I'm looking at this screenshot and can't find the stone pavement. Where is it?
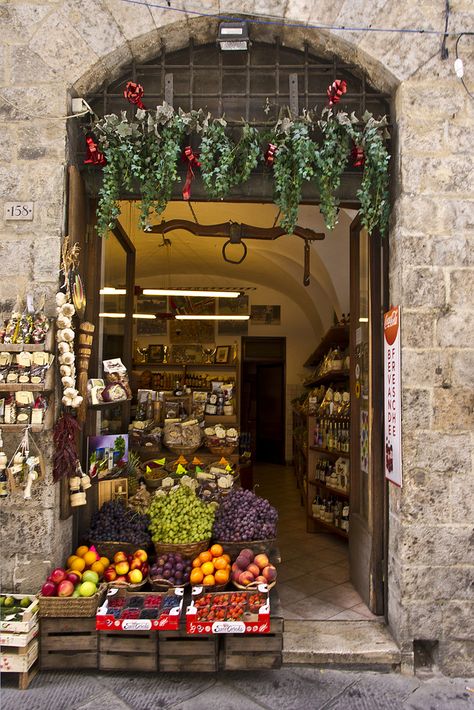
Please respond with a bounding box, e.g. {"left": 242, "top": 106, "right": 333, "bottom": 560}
{"left": 2, "top": 668, "right": 474, "bottom": 710}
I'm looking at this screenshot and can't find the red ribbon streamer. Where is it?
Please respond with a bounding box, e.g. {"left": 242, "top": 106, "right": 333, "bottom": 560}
{"left": 84, "top": 136, "right": 106, "bottom": 166}
{"left": 327, "top": 79, "right": 347, "bottom": 106}
{"left": 124, "top": 81, "right": 146, "bottom": 109}
{"left": 351, "top": 144, "right": 365, "bottom": 167}
{"left": 265, "top": 143, "right": 277, "bottom": 167}
{"left": 182, "top": 146, "right": 201, "bottom": 201}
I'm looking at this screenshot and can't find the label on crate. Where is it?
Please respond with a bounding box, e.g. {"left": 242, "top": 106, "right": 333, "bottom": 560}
{"left": 121, "top": 619, "right": 152, "bottom": 631}
{"left": 212, "top": 621, "right": 245, "bottom": 634}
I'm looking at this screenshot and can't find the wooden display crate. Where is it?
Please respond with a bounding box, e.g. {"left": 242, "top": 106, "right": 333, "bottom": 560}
{"left": 159, "top": 626, "right": 219, "bottom": 672}
{"left": 1, "top": 639, "right": 39, "bottom": 672}
{"left": 99, "top": 630, "right": 157, "bottom": 672}
{"left": 40, "top": 617, "right": 98, "bottom": 670}
{"left": 221, "top": 617, "right": 283, "bottom": 670}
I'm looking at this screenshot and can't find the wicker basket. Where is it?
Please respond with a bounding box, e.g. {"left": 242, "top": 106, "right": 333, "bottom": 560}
{"left": 39, "top": 583, "right": 107, "bottom": 618}
{"left": 206, "top": 443, "right": 238, "bottom": 457}
{"left": 90, "top": 540, "right": 149, "bottom": 559}
{"left": 213, "top": 538, "right": 277, "bottom": 560}
{"left": 232, "top": 579, "right": 276, "bottom": 591}
{"left": 154, "top": 539, "right": 210, "bottom": 559}
{"left": 107, "top": 578, "right": 148, "bottom": 591}
{"left": 149, "top": 577, "right": 188, "bottom": 592}
{"left": 165, "top": 444, "right": 201, "bottom": 458}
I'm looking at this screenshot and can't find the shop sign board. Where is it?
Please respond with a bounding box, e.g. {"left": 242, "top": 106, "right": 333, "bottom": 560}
{"left": 384, "top": 306, "right": 402, "bottom": 486}
{"left": 4, "top": 202, "right": 34, "bottom": 220}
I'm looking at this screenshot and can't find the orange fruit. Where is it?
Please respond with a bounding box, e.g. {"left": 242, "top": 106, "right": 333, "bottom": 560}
{"left": 83, "top": 550, "right": 99, "bottom": 567}
{"left": 210, "top": 544, "right": 223, "bottom": 558}
{"left": 199, "top": 551, "right": 212, "bottom": 563}
{"left": 226, "top": 564, "right": 231, "bottom": 573}
{"left": 190, "top": 568, "right": 204, "bottom": 584}
{"left": 192, "top": 557, "right": 202, "bottom": 568}
{"left": 201, "top": 561, "right": 215, "bottom": 576}
{"left": 99, "top": 557, "right": 110, "bottom": 569}
{"left": 222, "top": 554, "right": 231, "bottom": 563}
{"left": 213, "top": 556, "right": 228, "bottom": 570}
{"left": 202, "top": 574, "right": 215, "bottom": 586}
{"left": 67, "top": 555, "right": 78, "bottom": 567}
{"left": 76, "top": 546, "right": 89, "bottom": 558}
{"left": 90, "top": 561, "right": 105, "bottom": 577}
{"left": 71, "top": 557, "right": 86, "bottom": 572}
{"left": 215, "top": 569, "right": 229, "bottom": 585}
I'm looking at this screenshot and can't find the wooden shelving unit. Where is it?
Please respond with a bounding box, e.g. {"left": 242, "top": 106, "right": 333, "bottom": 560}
{"left": 309, "top": 516, "right": 348, "bottom": 539}
{"left": 309, "top": 445, "right": 349, "bottom": 459}
{"left": 304, "top": 325, "right": 349, "bottom": 368}
{"left": 303, "top": 369, "right": 350, "bottom": 388}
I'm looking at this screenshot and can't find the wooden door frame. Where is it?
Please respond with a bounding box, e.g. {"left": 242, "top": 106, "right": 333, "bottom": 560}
{"left": 349, "top": 215, "right": 386, "bottom": 615}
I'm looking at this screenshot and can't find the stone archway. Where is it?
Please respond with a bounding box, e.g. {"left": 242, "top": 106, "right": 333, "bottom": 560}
{"left": 2, "top": 2, "right": 473, "bottom": 676}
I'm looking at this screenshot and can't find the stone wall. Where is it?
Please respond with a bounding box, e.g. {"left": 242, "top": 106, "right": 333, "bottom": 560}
{"left": 1, "top": 0, "right": 473, "bottom": 675}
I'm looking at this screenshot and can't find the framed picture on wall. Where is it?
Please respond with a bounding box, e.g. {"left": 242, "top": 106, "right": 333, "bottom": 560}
{"left": 216, "top": 346, "right": 230, "bottom": 364}
{"left": 148, "top": 344, "right": 165, "bottom": 363}
{"left": 136, "top": 296, "right": 168, "bottom": 335}
{"left": 250, "top": 305, "right": 281, "bottom": 325}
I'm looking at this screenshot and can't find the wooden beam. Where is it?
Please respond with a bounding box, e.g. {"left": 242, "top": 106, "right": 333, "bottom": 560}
{"left": 147, "top": 219, "right": 324, "bottom": 242}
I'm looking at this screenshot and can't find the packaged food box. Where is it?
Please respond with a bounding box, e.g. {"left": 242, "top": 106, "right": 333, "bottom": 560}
{"left": 186, "top": 585, "right": 270, "bottom": 634}
{"left": 96, "top": 587, "right": 184, "bottom": 631}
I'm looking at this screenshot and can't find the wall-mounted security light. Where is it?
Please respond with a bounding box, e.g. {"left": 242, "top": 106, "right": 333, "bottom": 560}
{"left": 217, "top": 22, "right": 249, "bottom": 51}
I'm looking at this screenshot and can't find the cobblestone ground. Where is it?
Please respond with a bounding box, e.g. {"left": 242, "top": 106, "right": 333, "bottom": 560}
{"left": 2, "top": 668, "right": 474, "bottom": 710}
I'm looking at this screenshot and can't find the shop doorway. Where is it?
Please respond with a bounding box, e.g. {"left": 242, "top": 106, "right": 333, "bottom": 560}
{"left": 241, "top": 337, "right": 286, "bottom": 464}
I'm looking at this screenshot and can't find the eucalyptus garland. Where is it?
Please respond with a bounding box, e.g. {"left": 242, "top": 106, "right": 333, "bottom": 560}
{"left": 270, "top": 116, "right": 317, "bottom": 234}
{"left": 89, "top": 101, "right": 390, "bottom": 239}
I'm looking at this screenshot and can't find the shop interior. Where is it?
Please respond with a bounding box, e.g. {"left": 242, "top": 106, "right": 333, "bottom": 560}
{"left": 84, "top": 198, "right": 381, "bottom": 622}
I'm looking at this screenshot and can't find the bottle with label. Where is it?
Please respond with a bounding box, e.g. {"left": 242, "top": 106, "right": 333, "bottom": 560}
{"left": 0, "top": 430, "right": 8, "bottom": 498}
{"left": 341, "top": 504, "right": 350, "bottom": 532}
{"left": 173, "top": 379, "right": 184, "bottom": 397}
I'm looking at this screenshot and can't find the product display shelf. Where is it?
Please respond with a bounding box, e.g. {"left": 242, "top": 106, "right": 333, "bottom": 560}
{"left": 309, "top": 515, "right": 348, "bottom": 539}
{"left": 309, "top": 445, "right": 350, "bottom": 459}
{"left": 308, "top": 479, "right": 349, "bottom": 499}
{"left": 304, "top": 369, "right": 350, "bottom": 388}
{"left": 2, "top": 423, "right": 45, "bottom": 433}
{"left": 133, "top": 362, "right": 237, "bottom": 370}
{"left": 0, "top": 382, "right": 51, "bottom": 392}
{"left": 303, "top": 325, "right": 349, "bottom": 368}
{"left": 0, "top": 327, "right": 54, "bottom": 354}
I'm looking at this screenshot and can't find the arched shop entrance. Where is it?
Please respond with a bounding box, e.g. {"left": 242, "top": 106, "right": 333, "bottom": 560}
{"left": 70, "top": 37, "right": 390, "bottom": 625}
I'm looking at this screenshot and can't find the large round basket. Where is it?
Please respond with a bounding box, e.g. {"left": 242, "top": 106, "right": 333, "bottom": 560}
{"left": 39, "top": 584, "right": 107, "bottom": 618}
{"left": 154, "top": 539, "right": 210, "bottom": 559}
{"left": 90, "top": 540, "right": 150, "bottom": 559}
{"left": 213, "top": 538, "right": 277, "bottom": 559}
{"left": 165, "top": 444, "right": 201, "bottom": 458}
{"left": 107, "top": 578, "right": 148, "bottom": 591}
{"left": 149, "top": 577, "right": 188, "bottom": 592}
{"left": 205, "top": 443, "right": 238, "bottom": 457}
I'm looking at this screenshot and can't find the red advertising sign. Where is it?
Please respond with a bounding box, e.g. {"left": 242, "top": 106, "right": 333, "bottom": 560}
{"left": 384, "top": 306, "right": 402, "bottom": 486}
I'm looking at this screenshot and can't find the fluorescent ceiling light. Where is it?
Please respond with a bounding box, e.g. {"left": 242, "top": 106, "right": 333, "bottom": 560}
{"left": 99, "top": 312, "right": 126, "bottom": 318}
{"left": 143, "top": 289, "right": 240, "bottom": 298}
{"left": 133, "top": 314, "right": 155, "bottom": 320}
{"left": 99, "top": 312, "right": 156, "bottom": 319}
{"left": 175, "top": 314, "right": 250, "bottom": 321}
{"left": 359, "top": 317, "right": 369, "bottom": 322}
{"left": 100, "top": 287, "right": 126, "bottom": 295}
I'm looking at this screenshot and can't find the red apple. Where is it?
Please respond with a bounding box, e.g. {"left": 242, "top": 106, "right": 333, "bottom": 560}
{"left": 262, "top": 565, "right": 277, "bottom": 583}
{"left": 41, "top": 581, "right": 57, "bottom": 597}
{"left": 66, "top": 572, "right": 81, "bottom": 585}
{"left": 141, "top": 562, "right": 149, "bottom": 577}
{"left": 57, "top": 580, "right": 74, "bottom": 597}
{"left": 127, "top": 569, "right": 143, "bottom": 584}
{"left": 103, "top": 566, "right": 117, "bottom": 582}
{"left": 115, "top": 576, "right": 127, "bottom": 583}
{"left": 254, "top": 554, "right": 270, "bottom": 570}
{"left": 134, "top": 549, "right": 148, "bottom": 563}
{"left": 113, "top": 551, "right": 127, "bottom": 564}
{"left": 130, "top": 558, "right": 142, "bottom": 571}
{"left": 115, "top": 561, "right": 129, "bottom": 576}
{"left": 247, "top": 563, "right": 260, "bottom": 578}
{"left": 50, "top": 568, "right": 67, "bottom": 584}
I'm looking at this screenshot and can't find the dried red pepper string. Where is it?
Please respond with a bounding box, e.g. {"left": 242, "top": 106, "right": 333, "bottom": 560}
{"left": 84, "top": 135, "right": 106, "bottom": 166}
{"left": 53, "top": 413, "right": 81, "bottom": 481}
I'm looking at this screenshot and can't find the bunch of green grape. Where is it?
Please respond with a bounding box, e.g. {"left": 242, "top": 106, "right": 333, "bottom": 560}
{"left": 148, "top": 486, "right": 216, "bottom": 544}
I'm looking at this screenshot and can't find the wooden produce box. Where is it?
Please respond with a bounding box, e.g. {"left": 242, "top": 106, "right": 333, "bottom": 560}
{"left": 221, "top": 616, "right": 283, "bottom": 670}
{"left": 99, "top": 630, "right": 157, "bottom": 672}
{"left": 0, "top": 624, "right": 39, "bottom": 648}
{"left": 40, "top": 617, "right": 98, "bottom": 670}
{"left": 1, "top": 639, "right": 39, "bottom": 673}
{"left": 0, "top": 594, "right": 39, "bottom": 633}
{"left": 159, "top": 625, "right": 218, "bottom": 672}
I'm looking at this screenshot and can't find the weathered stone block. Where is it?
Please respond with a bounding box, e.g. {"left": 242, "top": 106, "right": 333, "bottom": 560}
{"left": 403, "top": 600, "right": 444, "bottom": 639}
{"left": 436, "top": 308, "right": 474, "bottom": 348}
{"left": 402, "top": 268, "right": 446, "bottom": 309}
{"left": 401, "top": 310, "right": 436, "bottom": 348}
{"left": 396, "top": 81, "right": 470, "bottom": 120}
{"left": 398, "top": 524, "right": 473, "bottom": 566}
{"left": 432, "top": 387, "right": 474, "bottom": 432}
{"left": 10, "top": 47, "right": 61, "bottom": 84}
{"left": 402, "top": 388, "right": 431, "bottom": 430}
{"left": 438, "top": 639, "right": 474, "bottom": 677}
{"left": 33, "top": 237, "right": 61, "bottom": 279}
{"left": 400, "top": 469, "right": 451, "bottom": 523}
{"left": 0, "top": 238, "right": 33, "bottom": 278}
{"left": 394, "top": 196, "right": 474, "bottom": 235}
{"left": 451, "top": 350, "right": 474, "bottom": 388}
{"left": 0, "top": 3, "right": 51, "bottom": 42}
{"left": 60, "top": 0, "right": 125, "bottom": 57}
{"left": 399, "top": 234, "right": 474, "bottom": 268}
{"left": 450, "top": 473, "right": 474, "bottom": 521}
{"left": 402, "top": 349, "right": 451, "bottom": 389}
{"left": 402, "top": 430, "right": 471, "bottom": 473}
{"left": 400, "top": 565, "right": 474, "bottom": 601}
{"left": 12, "top": 555, "right": 53, "bottom": 594}
{"left": 102, "top": 0, "right": 155, "bottom": 40}
{"left": 449, "top": 269, "right": 474, "bottom": 308}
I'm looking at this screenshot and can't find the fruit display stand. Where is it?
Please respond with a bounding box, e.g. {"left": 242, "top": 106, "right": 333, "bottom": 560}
{"left": 158, "top": 622, "right": 219, "bottom": 672}
{"left": 40, "top": 618, "right": 98, "bottom": 670}
{"left": 186, "top": 586, "right": 271, "bottom": 635}
{"left": 96, "top": 587, "right": 184, "bottom": 632}
{"left": 0, "top": 595, "right": 40, "bottom": 689}
{"left": 99, "top": 630, "right": 157, "bottom": 672}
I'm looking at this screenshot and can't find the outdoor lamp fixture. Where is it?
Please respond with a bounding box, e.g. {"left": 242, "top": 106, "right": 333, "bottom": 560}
{"left": 175, "top": 314, "right": 250, "bottom": 321}
{"left": 217, "top": 22, "right": 249, "bottom": 51}
{"left": 142, "top": 289, "right": 240, "bottom": 298}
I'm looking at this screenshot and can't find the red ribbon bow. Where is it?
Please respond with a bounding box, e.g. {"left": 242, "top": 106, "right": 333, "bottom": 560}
{"left": 182, "top": 146, "right": 201, "bottom": 201}
{"left": 264, "top": 143, "right": 277, "bottom": 167}
{"left": 327, "top": 79, "right": 347, "bottom": 106}
{"left": 351, "top": 144, "right": 365, "bottom": 168}
{"left": 124, "top": 81, "right": 146, "bottom": 109}
{"left": 84, "top": 135, "right": 106, "bottom": 166}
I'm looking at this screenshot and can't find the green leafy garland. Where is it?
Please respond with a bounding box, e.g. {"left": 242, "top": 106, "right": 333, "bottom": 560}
{"left": 89, "top": 103, "right": 390, "bottom": 238}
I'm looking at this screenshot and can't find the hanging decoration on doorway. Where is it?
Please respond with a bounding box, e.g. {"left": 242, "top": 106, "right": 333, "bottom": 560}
{"left": 84, "top": 134, "right": 106, "bottom": 166}
{"left": 87, "top": 78, "right": 390, "bottom": 239}
{"left": 124, "top": 81, "right": 146, "bottom": 109}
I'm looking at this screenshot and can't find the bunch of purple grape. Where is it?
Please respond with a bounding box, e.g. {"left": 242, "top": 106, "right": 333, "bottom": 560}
{"left": 150, "top": 553, "right": 192, "bottom": 587}
{"left": 212, "top": 488, "right": 278, "bottom": 541}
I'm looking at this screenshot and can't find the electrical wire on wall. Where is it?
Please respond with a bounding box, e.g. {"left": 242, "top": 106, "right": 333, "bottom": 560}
{"left": 454, "top": 33, "right": 474, "bottom": 100}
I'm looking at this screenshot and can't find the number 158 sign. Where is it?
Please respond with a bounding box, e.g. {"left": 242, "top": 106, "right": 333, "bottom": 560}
{"left": 4, "top": 202, "right": 34, "bottom": 221}
{"left": 384, "top": 306, "right": 402, "bottom": 486}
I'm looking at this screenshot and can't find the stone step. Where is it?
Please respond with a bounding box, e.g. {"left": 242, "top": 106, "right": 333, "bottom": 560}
{"left": 283, "top": 620, "right": 401, "bottom": 671}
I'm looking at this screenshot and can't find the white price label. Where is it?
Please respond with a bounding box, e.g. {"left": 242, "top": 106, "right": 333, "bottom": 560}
{"left": 4, "top": 202, "right": 34, "bottom": 221}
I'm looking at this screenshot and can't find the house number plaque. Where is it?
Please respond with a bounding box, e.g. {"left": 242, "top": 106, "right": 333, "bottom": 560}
{"left": 4, "top": 202, "right": 34, "bottom": 221}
